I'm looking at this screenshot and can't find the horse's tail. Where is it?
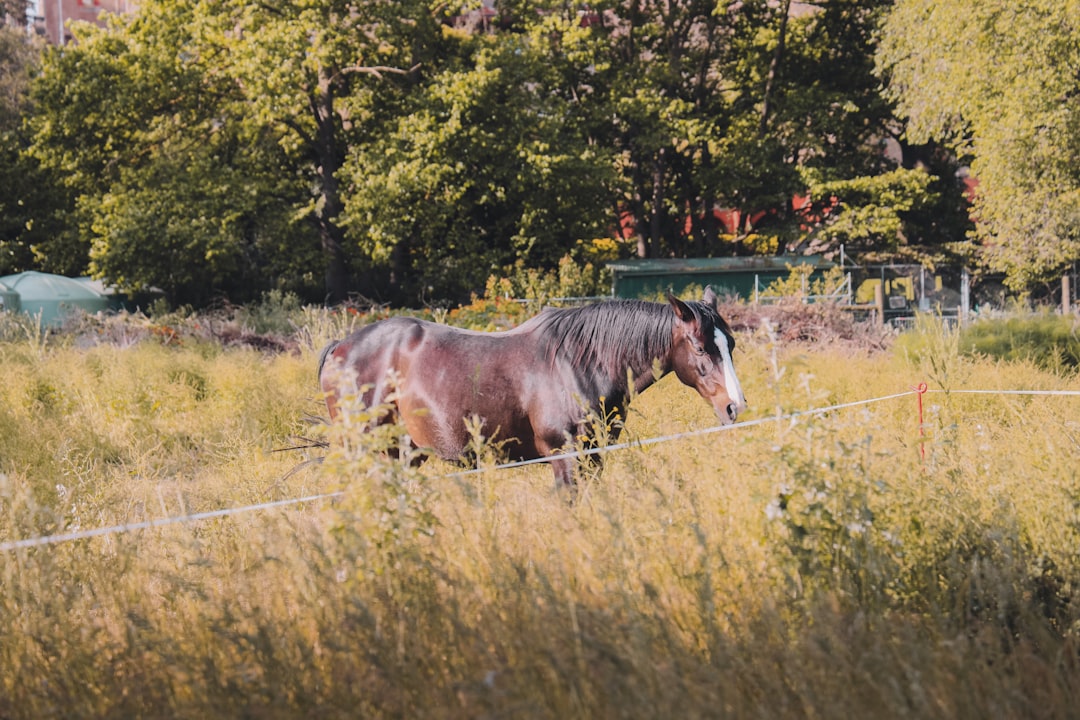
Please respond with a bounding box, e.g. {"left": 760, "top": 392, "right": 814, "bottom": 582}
{"left": 316, "top": 339, "right": 342, "bottom": 383}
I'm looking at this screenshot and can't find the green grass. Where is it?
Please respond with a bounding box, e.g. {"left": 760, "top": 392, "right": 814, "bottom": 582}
{"left": 897, "top": 312, "right": 1080, "bottom": 371}
{"left": 0, "top": 313, "right": 1078, "bottom": 718}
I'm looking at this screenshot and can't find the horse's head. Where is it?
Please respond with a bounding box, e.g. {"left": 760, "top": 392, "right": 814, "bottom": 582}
{"left": 668, "top": 287, "right": 747, "bottom": 425}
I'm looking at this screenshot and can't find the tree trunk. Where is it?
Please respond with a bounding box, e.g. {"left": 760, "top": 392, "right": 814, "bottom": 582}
{"left": 759, "top": 0, "right": 792, "bottom": 135}
{"left": 698, "top": 143, "right": 718, "bottom": 252}
{"left": 650, "top": 147, "right": 667, "bottom": 255}
{"left": 320, "top": 224, "right": 349, "bottom": 305}
{"left": 629, "top": 155, "right": 651, "bottom": 258}
{"left": 313, "top": 66, "right": 350, "bottom": 305}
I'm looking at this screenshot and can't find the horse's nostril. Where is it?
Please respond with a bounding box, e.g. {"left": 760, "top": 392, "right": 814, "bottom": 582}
{"left": 726, "top": 403, "right": 738, "bottom": 422}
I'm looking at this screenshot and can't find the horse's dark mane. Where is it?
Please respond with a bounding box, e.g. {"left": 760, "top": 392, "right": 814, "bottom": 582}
{"left": 526, "top": 299, "right": 678, "bottom": 379}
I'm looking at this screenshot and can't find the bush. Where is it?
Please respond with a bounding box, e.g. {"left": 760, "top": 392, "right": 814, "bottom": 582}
{"left": 958, "top": 314, "right": 1080, "bottom": 370}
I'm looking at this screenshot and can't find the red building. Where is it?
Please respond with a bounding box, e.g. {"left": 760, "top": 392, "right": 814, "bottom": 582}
{"left": 36, "top": 0, "right": 137, "bottom": 45}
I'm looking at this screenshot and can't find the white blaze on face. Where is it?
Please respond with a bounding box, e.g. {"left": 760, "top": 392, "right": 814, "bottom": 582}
{"left": 715, "top": 328, "right": 746, "bottom": 412}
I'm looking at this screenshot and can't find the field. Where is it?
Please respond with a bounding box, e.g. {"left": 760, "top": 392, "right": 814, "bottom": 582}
{"left": 1, "top": 308, "right": 1079, "bottom": 718}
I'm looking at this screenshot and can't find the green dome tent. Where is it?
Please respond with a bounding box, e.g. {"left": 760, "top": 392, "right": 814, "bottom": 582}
{"left": 0, "top": 271, "right": 116, "bottom": 327}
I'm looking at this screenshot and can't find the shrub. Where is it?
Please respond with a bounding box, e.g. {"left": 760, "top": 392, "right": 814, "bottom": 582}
{"left": 957, "top": 314, "right": 1080, "bottom": 370}
{"left": 232, "top": 290, "right": 305, "bottom": 335}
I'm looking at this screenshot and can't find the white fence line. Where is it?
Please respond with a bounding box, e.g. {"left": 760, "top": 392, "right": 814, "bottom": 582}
{"left": 2, "top": 387, "right": 1077, "bottom": 553}
{"left": 930, "top": 389, "right": 1080, "bottom": 396}
{"left": 0, "top": 493, "right": 345, "bottom": 553}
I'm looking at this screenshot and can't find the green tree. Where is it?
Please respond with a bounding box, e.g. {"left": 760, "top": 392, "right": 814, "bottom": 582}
{"left": 17, "top": 0, "right": 978, "bottom": 308}
{"left": 573, "top": 0, "right": 939, "bottom": 266}
{"left": 0, "top": 23, "right": 32, "bottom": 132}
{"left": 26, "top": 0, "right": 438, "bottom": 305}
{"left": 342, "top": 6, "right": 617, "bottom": 303}
{"left": 592, "top": 0, "right": 757, "bottom": 258}
{"left": 877, "top": 0, "right": 1080, "bottom": 289}
{"left": 0, "top": 23, "right": 34, "bottom": 272}
{"left": 27, "top": 4, "right": 315, "bottom": 304}
{"left": 794, "top": 166, "right": 937, "bottom": 261}
{"left": 0, "top": 21, "right": 77, "bottom": 277}
{"left": 200, "top": 0, "right": 442, "bottom": 303}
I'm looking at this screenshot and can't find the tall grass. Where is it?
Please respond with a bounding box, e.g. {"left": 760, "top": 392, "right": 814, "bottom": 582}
{"left": 0, "top": 316, "right": 1078, "bottom": 718}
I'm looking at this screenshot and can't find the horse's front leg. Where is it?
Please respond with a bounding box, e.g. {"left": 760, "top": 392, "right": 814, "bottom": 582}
{"left": 545, "top": 427, "right": 604, "bottom": 493}
{"left": 550, "top": 456, "right": 578, "bottom": 490}
{"left": 534, "top": 428, "right": 580, "bottom": 492}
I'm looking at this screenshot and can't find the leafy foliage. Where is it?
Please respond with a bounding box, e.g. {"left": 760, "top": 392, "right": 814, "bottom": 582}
{"left": 25, "top": 4, "right": 325, "bottom": 303}
{"left": 878, "top": 0, "right": 1080, "bottom": 288}
{"left": 8, "top": 0, "right": 990, "bottom": 307}
{"left": 0, "top": 25, "right": 76, "bottom": 276}
{"left": 343, "top": 10, "right": 617, "bottom": 303}
{"left": 796, "top": 167, "right": 940, "bottom": 260}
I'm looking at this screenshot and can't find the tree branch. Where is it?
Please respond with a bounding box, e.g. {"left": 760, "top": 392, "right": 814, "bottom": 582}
{"left": 332, "top": 63, "right": 421, "bottom": 84}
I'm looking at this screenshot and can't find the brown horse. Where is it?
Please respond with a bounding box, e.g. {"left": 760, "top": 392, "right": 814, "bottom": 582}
{"left": 318, "top": 287, "right": 746, "bottom": 486}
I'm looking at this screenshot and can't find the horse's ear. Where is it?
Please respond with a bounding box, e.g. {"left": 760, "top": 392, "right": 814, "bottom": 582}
{"left": 668, "top": 293, "right": 695, "bottom": 323}
{"left": 703, "top": 285, "right": 718, "bottom": 309}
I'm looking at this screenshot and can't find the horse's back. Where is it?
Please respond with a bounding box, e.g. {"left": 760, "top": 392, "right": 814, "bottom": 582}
{"left": 318, "top": 316, "right": 532, "bottom": 416}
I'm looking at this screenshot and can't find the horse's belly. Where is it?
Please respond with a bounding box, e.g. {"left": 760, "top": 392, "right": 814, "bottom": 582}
{"left": 398, "top": 390, "right": 538, "bottom": 462}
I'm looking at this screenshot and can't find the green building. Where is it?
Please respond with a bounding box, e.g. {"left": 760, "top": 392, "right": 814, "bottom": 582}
{"left": 607, "top": 256, "right": 833, "bottom": 300}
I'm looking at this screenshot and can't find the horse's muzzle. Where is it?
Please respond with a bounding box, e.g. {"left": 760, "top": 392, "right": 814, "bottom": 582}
{"left": 725, "top": 402, "right": 739, "bottom": 423}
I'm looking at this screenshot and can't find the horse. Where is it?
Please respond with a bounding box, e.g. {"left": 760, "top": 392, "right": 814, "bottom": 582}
{"left": 317, "top": 287, "right": 747, "bottom": 487}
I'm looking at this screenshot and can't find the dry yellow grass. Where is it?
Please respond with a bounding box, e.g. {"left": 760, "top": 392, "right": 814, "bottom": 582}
{"left": 0, "top": 316, "right": 1078, "bottom": 718}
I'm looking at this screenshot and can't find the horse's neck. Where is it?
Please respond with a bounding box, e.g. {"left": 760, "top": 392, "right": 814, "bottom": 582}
{"left": 541, "top": 301, "right": 673, "bottom": 401}
{"left": 628, "top": 357, "right": 670, "bottom": 395}
{"left": 586, "top": 343, "right": 669, "bottom": 402}
{"left": 612, "top": 316, "right": 673, "bottom": 397}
